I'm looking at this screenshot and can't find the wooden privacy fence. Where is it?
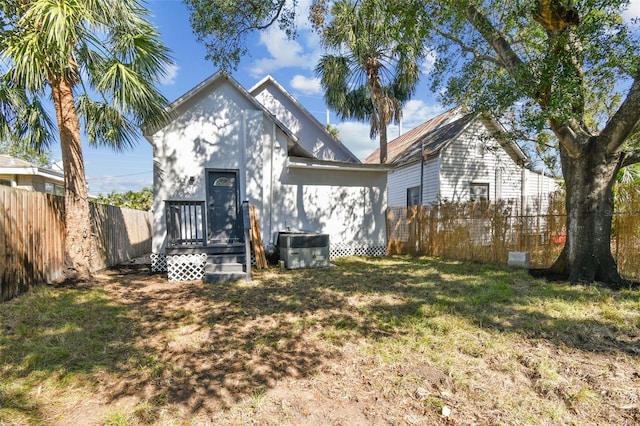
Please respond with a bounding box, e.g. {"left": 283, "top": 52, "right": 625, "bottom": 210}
{"left": 387, "top": 192, "right": 640, "bottom": 281}
{"left": 1, "top": 186, "right": 152, "bottom": 301}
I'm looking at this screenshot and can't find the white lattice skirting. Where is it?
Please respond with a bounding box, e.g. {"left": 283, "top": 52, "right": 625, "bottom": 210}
{"left": 150, "top": 253, "right": 167, "bottom": 272}
{"left": 163, "top": 254, "right": 207, "bottom": 282}
{"left": 150, "top": 243, "right": 386, "bottom": 277}
{"left": 330, "top": 243, "right": 386, "bottom": 259}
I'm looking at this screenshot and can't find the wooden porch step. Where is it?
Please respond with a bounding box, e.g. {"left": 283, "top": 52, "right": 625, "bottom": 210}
{"left": 166, "top": 243, "right": 245, "bottom": 256}
{"left": 204, "top": 271, "right": 247, "bottom": 283}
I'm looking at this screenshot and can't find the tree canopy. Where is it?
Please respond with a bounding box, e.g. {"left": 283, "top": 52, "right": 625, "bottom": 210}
{"left": 95, "top": 187, "right": 153, "bottom": 211}
{"left": 313, "top": 0, "right": 425, "bottom": 163}
{"left": 185, "top": 0, "right": 640, "bottom": 287}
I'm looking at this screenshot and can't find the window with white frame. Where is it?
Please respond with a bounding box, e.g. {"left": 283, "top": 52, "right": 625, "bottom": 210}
{"left": 407, "top": 186, "right": 420, "bottom": 206}
{"left": 470, "top": 182, "right": 489, "bottom": 202}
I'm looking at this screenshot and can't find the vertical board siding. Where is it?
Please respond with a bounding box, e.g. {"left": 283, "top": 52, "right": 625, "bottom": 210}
{"left": 1, "top": 186, "right": 152, "bottom": 301}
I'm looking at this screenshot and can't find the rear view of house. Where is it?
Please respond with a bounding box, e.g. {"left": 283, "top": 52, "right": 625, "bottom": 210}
{"left": 145, "top": 72, "right": 389, "bottom": 282}
{"left": 364, "top": 108, "right": 559, "bottom": 211}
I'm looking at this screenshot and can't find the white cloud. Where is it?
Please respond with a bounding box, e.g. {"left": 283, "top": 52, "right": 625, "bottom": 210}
{"left": 400, "top": 100, "right": 445, "bottom": 129}
{"left": 249, "top": 27, "right": 321, "bottom": 77}
{"left": 623, "top": 0, "right": 640, "bottom": 22}
{"left": 420, "top": 51, "right": 437, "bottom": 75}
{"left": 290, "top": 75, "right": 321, "bottom": 94}
{"left": 159, "top": 63, "right": 180, "bottom": 86}
{"left": 335, "top": 121, "right": 377, "bottom": 160}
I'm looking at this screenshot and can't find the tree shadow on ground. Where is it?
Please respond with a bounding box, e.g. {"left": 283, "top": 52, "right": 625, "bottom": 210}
{"left": 0, "top": 283, "right": 144, "bottom": 423}
{"left": 100, "top": 255, "right": 640, "bottom": 418}
{"left": 329, "top": 256, "right": 640, "bottom": 357}
{"left": 3, "top": 255, "right": 638, "bottom": 423}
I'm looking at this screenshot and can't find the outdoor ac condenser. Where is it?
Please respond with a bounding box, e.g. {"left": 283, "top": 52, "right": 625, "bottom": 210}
{"left": 278, "top": 232, "right": 330, "bottom": 269}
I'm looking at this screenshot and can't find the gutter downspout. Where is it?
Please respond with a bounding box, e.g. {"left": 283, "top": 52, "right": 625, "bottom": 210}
{"left": 419, "top": 141, "right": 425, "bottom": 205}
{"left": 521, "top": 167, "right": 526, "bottom": 215}
{"left": 269, "top": 121, "right": 275, "bottom": 243}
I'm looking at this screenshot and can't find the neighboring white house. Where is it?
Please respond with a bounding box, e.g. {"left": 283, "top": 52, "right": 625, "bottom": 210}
{"left": 0, "top": 154, "right": 64, "bottom": 195}
{"left": 144, "top": 72, "right": 390, "bottom": 280}
{"left": 363, "top": 108, "right": 560, "bottom": 211}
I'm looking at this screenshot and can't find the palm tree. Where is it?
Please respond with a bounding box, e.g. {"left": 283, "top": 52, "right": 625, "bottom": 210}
{"left": 313, "top": 0, "right": 424, "bottom": 163}
{"left": 0, "top": 0, "right": 171, "bottom": 280}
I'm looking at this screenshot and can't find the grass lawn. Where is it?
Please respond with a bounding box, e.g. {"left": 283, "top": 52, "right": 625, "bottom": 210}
{"left": 1, "top": 256, "right": 639, "bottom": 425}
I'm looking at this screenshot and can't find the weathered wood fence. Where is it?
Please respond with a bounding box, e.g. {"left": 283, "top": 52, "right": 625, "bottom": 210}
{"left": 387, "top": 189, "right": 640, "bottom": 281}
{"left": 1, "top": 186, "right": 152, "bottom": 301}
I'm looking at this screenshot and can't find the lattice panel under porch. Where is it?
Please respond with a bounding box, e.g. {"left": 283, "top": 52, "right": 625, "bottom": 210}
{"left": 150, "top": 253, "right": 167, "bottom": 272}
{"left": 166, "top": 254, "right": 207, "bottom": 282}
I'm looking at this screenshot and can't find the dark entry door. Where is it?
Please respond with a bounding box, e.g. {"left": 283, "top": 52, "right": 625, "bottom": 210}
{"left": 207, "top": 171, "right": 241, "bottom": 243}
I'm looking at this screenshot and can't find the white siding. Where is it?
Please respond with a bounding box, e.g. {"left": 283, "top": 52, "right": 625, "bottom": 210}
{"left": 423, "top": 157, "right": 440, "bottom": 204}
{"left": 252, "top": 83, "right": 357, "bottom": 162}
{"left": 386, "top": 157, "right": 440, "bottom": 207}
{"left": 267, "top": 137, "right": 387, "bottom": 246}
{"left": 522, "top": 169, "right": 561, "bottom": 212}
{"left": 151, "top": 79, "right": 265, "bottom": 253}
{"left": 387, "top": 162, "right": 420, "bottom": 207}
{"left": 151, "top": 76, "right": 387, "bottom": 254}
{"left": 439, "top": 120, "right": 522, "bottom": 202}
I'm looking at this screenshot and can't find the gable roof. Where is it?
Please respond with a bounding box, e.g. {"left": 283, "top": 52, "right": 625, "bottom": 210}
{"left": 249, "top": 75, "right": 360, "bottom": 163}
{"left": 0, "top": 154, "right": 64, "bottom": 182}
{"left": 363, "top": 108, "right": 528, "bottom": 166}
{"left": 143, "top": 71, "right": 315, "bottom": 159}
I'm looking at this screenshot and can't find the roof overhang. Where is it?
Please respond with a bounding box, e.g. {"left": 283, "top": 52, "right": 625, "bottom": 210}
{"left": 286, "top": 156, "right": 393, "bottom": 172}
{"left": 0, "top": 166, "right": 64, "bottom": 182}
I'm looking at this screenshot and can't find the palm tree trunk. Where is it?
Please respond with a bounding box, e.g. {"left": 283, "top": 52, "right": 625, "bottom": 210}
{"left": 50, "top": 74, "right": 95, "bottom": 280}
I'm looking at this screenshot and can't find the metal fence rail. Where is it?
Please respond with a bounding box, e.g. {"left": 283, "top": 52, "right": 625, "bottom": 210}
{"left": 165, "top": 200, "right": 205, "bottom": 247}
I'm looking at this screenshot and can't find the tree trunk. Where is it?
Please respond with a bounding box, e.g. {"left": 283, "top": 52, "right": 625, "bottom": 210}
{"left": 50, "top": 74, "right": 95, "bottom": 280}
{"left": 548, "top": 140, "right": 627, "bottom": 288}
{"left": 379, "top": 115, "right": 388, "bottom": 163}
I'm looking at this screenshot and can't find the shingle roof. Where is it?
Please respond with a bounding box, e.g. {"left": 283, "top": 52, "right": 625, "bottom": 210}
{"left": 0, "top": 154, "right": 37, "bottom": 168}
{"left": 363, "top": 108, "right": 466, "bottom": 164}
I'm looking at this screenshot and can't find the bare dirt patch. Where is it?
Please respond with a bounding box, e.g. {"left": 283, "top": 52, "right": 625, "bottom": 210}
{"left": 2, "top": 256, "right": 639, "bottom": 425}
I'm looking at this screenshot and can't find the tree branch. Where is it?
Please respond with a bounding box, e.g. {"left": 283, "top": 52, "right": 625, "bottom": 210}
{"left": 462, "top": 2, "right": 584, "bottom": 157}
{"left": 601, "top": 69, "right": 640, "bottom": 155}
{"left": 620, "top": 149, "right": 640, "bottom": 168}
{"left": 462, "top": 3, "right": 524, "bottom": 76}
{"left": 434, "top": 28, "right": 502, "bottom": 66}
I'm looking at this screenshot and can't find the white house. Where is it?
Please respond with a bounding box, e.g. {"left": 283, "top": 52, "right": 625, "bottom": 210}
{"left": 249, "top": 75, "right": 359, "bottom": 163}
{"left": 0, "top": 154, "right": 64, "bottom": 195}
{"left": 144, "top": 72, "right": 390, "bottom": 281}
{"left": 363, "top": 108, "right": 559, "bottom": 211}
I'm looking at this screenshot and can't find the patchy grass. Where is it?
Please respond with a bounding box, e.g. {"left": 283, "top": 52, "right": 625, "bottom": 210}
{"left": 1, "top": 256, "right": 639, "bottom": 425}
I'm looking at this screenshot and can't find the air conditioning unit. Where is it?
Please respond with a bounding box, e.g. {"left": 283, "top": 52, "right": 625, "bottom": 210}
{"left": 278, "top": 232, "right": 330, "bottom": 269}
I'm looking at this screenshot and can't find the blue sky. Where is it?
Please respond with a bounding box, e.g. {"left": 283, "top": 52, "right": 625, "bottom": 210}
{"left": 49, "top": 0, "right": 640, "bottom": 195}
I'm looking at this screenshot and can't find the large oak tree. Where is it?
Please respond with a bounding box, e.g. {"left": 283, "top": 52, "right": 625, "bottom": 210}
{"left": 185, "top": 0, "right": 640, "bottom": 288}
